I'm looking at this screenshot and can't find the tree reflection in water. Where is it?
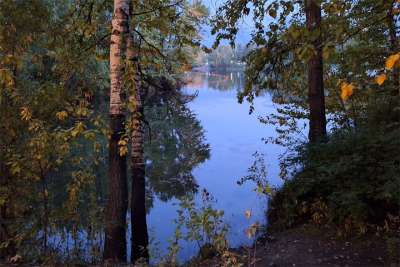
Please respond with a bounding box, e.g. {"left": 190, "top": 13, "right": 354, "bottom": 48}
{"left": 184, "top": 70, "right": 245, "bottom": 92}
{"left": 143, "top": 77, "right": 210, "bottom": 209}
{"left": 42, "top": 77, "right": 210, "bottom": 261}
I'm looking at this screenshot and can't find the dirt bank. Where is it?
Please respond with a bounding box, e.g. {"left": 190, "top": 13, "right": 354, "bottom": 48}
{"left": 199, "top": 224, "right": 399, "bottom": 267}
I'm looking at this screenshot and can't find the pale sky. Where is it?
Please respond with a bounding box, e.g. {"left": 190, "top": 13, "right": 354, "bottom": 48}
{"left": 200, "top": 0, "right": 253, "bottom": 47}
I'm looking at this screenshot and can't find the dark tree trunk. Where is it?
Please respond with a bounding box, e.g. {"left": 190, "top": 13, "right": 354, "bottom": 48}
{"left": 127, "top": 32, "right": 149, "bottom": 263}
{"left": 305, "top": 0, "right": 327, "bottom": 142}
{"left": 131, "top": 153, "right": 149, "bottom": 263}
{"left": 104, "top": 114, "right": 128, "bottom": 262}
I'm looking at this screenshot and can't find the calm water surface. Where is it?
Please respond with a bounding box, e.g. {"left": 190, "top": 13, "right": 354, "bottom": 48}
{"left": 46, "top": 71, "right": 285, "bottom": 263}
{"left": 147, "top": 71, "right": 284, "bottom": 261}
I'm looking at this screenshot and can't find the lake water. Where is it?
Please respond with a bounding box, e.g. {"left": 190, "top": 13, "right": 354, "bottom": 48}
{"left": 47, "top": 70, "right": 284, "bottom": 263}
{"left": 146, "top": 71, "right": 284, "bottom": 262}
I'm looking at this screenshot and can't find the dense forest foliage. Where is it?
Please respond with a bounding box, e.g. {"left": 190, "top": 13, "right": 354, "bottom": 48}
{"left": 212, "top": 0, "right": 399, "bottom": 263}
{"left": 0, "top": 0, "right": 399, "bottom": 266}
{"left": 0, "top": 0, "right": 208, "bottom": 264}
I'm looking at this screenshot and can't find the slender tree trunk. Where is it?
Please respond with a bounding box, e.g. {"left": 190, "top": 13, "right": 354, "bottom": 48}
{"left": 305, "top": 0, "right": 327, "bottom": 142}
{"left": 127, "top": 20, "right": 149, "bottom": 263}
{"left": 103, "top": 0, "right": 129, "bottom": 262}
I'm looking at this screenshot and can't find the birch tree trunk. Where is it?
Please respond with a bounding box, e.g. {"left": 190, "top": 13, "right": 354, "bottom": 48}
{"left": 126, "top": 22, "right": 149, "bottom": 264}
{"left": 305, "top": 0, "right": 327, "bottom": 142}
{"left": 103, "top": 0, "right": 129, "bottom": 262}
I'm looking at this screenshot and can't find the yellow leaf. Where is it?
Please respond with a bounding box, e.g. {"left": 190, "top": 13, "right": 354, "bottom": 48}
{"left": 245, "top": 223, "right": 259, "bottom": 239}
{"left": 245, "top": 210, "right": 251, "bottom": 219}
{"left": 375, "top": 74, "right": 386, "bottom": 86}
{"left": 340, "top": 82, "right": 354, "bottom": 101}
{"left": 20, "top": 107, "right": 32, "bottom": 121}
{"left": 118, "top": 139, "right": 127, "bottom": 146}
{"left": 245, "top": 228, "right": 253, "bottom": 239}
{"left": 118, "top": 138, "right": 129, "bottom": 156}
{"left": 119, "top": 146, "right": 128, "bottom": 156}
{"left": 71, "top": 122, "right": 85, "bottom": 137}
{"left": 56, "top": 111, "right": 68, "bottom": 121}
{"left": 385, "top": 53, "right": 400, "bottom": 70}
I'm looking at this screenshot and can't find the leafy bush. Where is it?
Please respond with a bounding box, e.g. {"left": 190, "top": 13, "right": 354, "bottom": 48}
{"left": 164, "top": 190, "right": 242, "bottom": 267}
{"left": 268, "top": 126, "right": 400, "bottom": 235}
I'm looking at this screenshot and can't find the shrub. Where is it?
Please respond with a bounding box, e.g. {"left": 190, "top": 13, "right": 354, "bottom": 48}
{"left": 268, "top": 126, "right": 400, "bottom": 235}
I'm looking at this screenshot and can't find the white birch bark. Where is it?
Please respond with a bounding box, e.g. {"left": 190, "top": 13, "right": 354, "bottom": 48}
{"left": 109, "top": 0, "right": 130, "bottom": 115}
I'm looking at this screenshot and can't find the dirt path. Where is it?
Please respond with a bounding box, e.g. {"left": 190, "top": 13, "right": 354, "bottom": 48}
{"left": 198, "top": 224, "right": 398, "bottom": 267}
{"left": 247, "top": 225, "right": 397, "bottom": 267}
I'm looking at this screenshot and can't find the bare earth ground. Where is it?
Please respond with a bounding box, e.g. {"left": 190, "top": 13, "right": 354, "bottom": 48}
{"left": 201, "top": 224, "right": 399, "bottom": 267}
{"left": 252, "top": 225, "right": 397, "bottom": 267}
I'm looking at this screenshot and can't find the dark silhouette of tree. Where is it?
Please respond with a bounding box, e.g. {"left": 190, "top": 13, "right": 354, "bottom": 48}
{"left": 305, "top": 0, "right": 327, "bottom": 142}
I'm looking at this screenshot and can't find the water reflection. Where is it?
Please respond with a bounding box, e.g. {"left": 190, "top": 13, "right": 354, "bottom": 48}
{"left": 144, "top": 81, "right": 210, "bottom": 206}
{"left": 45, "top": 78, "right": 211, "bottom": 262}
{"left": 46, "top": 70, "right": 284, "bottom": 263}
{"left": 146, "top": 70, "right": 284, "bottom": 261}
{"left": 185, "top": 70, "right": 245, "bottom": 91}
